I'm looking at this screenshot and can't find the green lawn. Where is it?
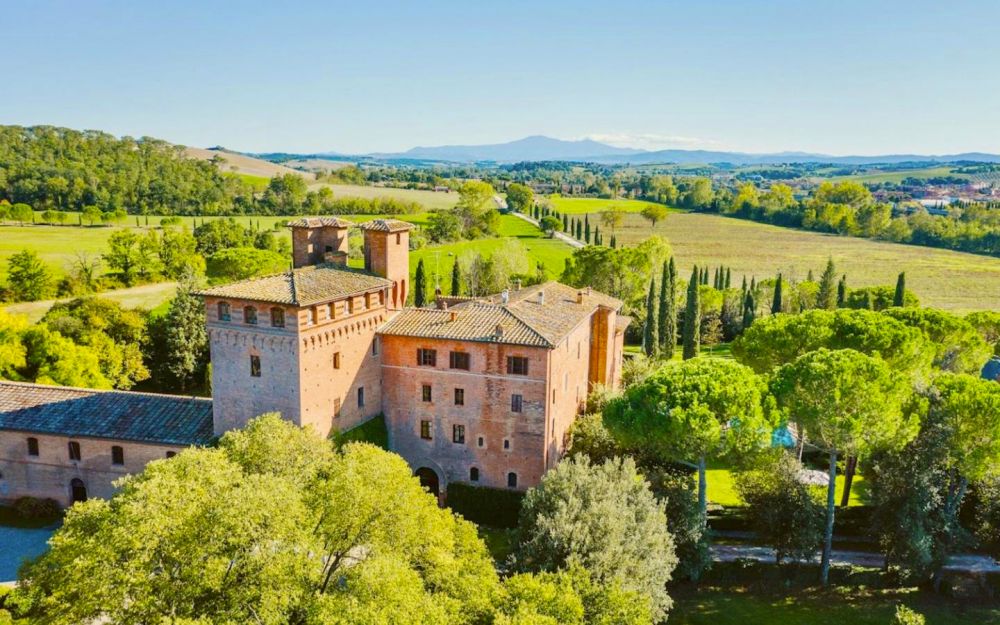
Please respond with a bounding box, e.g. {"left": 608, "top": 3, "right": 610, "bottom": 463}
{"left": 544, "top": 195, "right": 671, "bottom": 215}
{"left": 706, "top": 468, "right": 868, "bottom": 507}
{"left": 827, "top": 165, "right": 969, "bottom": 184}
{"left": 312, "top": 182, "right": 459, "bottom": 211}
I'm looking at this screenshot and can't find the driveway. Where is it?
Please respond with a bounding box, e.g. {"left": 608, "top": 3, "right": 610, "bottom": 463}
{"left": 0, "top": 525, "right": 55, "bottom": 583}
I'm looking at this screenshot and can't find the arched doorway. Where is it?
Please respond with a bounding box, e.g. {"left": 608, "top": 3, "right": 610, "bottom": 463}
{"left": 70, "top": 478, "right": 87, "bottom": 503}
{"left": 415, "top": 467, "right": 439, "bottom": 498}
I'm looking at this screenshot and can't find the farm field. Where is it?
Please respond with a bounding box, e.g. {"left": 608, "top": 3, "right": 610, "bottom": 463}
{"left": 544, "top": 195, "right": 669, "bottom": 215}
{"left": 312, "top": 183, "right": 459, "bottom": 210}
{"left": 827, "top": 165, "right": 969, "bottom": 184}
{"left": 606, "top": 211, "right": 1000, "bottom": 312}
{"left": 2, "top": 281, "right": 177, "bottom": 323}
{"left": 670, "top": 586, "right": 999, "bottom": 625}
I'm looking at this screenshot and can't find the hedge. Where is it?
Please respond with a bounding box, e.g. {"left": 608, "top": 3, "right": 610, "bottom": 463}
{"left": 446, "top": 482, "right": 524, "bottom": 528}
{"left": 333, "top": 414, "right": 388, "bottom": 449}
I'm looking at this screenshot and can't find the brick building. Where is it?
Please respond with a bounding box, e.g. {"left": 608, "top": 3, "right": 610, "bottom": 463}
{"left": 0, "top": 216, "right": 625, "bottom": 506}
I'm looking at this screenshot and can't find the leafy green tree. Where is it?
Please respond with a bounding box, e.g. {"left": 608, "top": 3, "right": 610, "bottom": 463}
{"left": 414, "top": 259, "right": 427, "bottom": 307}
{"left": 147, "top": 272, "right": 208, "bottom": 392}
{"left": 640, "top": 203, "right": 668, "bottom": 228}
{"left": 513, "top": 456, "right": 676, "bottom": 621}
{"left": 771, "top": 348, "right": 916, "bottom": 585}
{"left": 6, "top": 249, "right": 53, "bottom": 301}
{"left": 20, "top": 325, "right": 111, "bottom": 388}
{"left": 81, "top": 205, "right": 103, "bottom": 226}
{"left": 10, "top": 203, "right": 34, "bottom": 224}
{"left": 844, "top": 285, "right": 919, "bottom": 311}
{"left": 158, "top": 228, "right": 204, "bottom": 279}
{"left": 0, "top": 310, "right": 28, "bottom": 379}
{"left": 102, "top": 230, "right": 141, "bottom": 285}
{"left": 736, "top": 452, "right": 825, "bottom": 565}
{"left": 965, "top": 311, "right": 1000, "bottom": 355}
{"left": 505, "top": 183, "right": 534, "bottom": 213}
{"left": 682, "top": 267, "right": 700, "bottom": 359}
{"left": 207, "top": 247, "right": 287, "bottom": 282}
{"left": 883, "top": 307, "right": 991, "bottom": 374}
{"left": 599, "top": 206, "right": 625, "bottom": 236}
{"left": 426, "top": 209, "right": 463, "bottom": 242}
{"left": 539, "top": 215, "right": 562, "bottom": 237}
{"left": 561, "top": 237, "right": 670, "bottom": 316}
{"left": 605, "top": 359, "right": 770, "bottom": 529}
{"left": 642, "top": 279, "right": 658, "bottom": 357}
{"left": 817, "top": 257, "right": 838, "bottom": 309}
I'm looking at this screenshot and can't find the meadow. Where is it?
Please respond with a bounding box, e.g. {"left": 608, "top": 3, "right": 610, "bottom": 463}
{"left": 607, "top": 211, "right": 1000, "bottom": 312}
{"left": 544, "top": 195, "right": 667, "bottom": 215}
{"left": 827, "top": 165, "right": 969, "bottom": 184}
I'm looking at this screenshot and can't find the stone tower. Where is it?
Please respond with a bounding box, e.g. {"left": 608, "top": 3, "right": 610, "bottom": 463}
{"left": 360, "top": 219, "right": 412, "bottom": 310}
{"left": 290, "top": 217, "right": 352, "bottom": 268}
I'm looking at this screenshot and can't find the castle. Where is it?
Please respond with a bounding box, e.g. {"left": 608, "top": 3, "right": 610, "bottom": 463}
{"left": 0, "top": 217, "right": 626, "bottom": 505}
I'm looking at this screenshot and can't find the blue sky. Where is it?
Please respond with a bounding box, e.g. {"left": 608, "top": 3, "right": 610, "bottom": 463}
{"left": 4, "top": 1, "right": 999, "bottom": 155}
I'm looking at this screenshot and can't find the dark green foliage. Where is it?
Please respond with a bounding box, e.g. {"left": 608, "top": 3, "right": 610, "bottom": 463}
{"left": 725, "top": 267, "right": 731, "bottom": 288}
{"left": 145, "top": 273, "right": 208, "bottom": 393}
{"left": 894, "top": 272, "right": 907, "bottom": 307}
{"left": 414, "top": 259, "right": 426, "bottom": 307}
{"left": 332, "top": 414, "right": 388, "bottom": 449}
{"left": 584, "top": 216, "right": 591, "bottom": 243}
{"left": 742, "top": 291, "right": 756, "bottom": 329}
{"left": 450, "top": 261, "right": 461, "bottom": 296}
{"left": 844, "top": 285, "right": 919, "bottom": 311}
{"left": 657, "top": 259, "right": 676, "bottom": 353}
{"left": 771, "top": 274, "right": 783, "bottom": 315}
{"left": 643, "top": 279, "right": 658, "bottom": 357}
{"left": 837, "top": 274, "right": 848, "bottom": 307}
{"left": 817, "top": 258, "right": 838, "bottom": 309}
{"left": 12, "top": 497, "right": 61, "bottom": 521}
{"left": 446, "top": 482, "right": 524, "bottom": 529}
{"left": 5, "top": 249, "right": 53, "bottom": 302}
{"left": 682, "top": 267, "right": 700, "bottom": 359}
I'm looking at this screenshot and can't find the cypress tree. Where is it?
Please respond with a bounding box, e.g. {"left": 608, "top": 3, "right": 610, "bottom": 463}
{"left": 817, "top": 258, "right": 838, "bottom": 310}
{"left": 563, "top": 214, "right": 569, "bottom": 231}
{"left": 576, "top": 219, "right": 583, "bottom": 240}
{"left": 741, "top": 276, "right": 747, "bottom": 292}
{"left": 643, "top": 279, "right": 659, "bottom": 357}
{"left": 594, "top": 226, "right": 601, "bottom": 245}
{"left": 450, "top": 261, "right": 461, "bottom": 296}
{"left": 712, "top": 267, "right": 720, "bottom": 289}
{"left": 414, "top": 259, "right": 427, "bottom": 307}
{"left": 742, "top": 291, "right": 756, "bottom": 328}
{"left": 725, "top": 267, "right": 731, "bottom": 289}
{"left": 864, "top": 290, "right": 876, "bottom": 310}
{"left": 893, "top": 272, "right": 906, "bottom": 307}
{"left": 610, "top": 235, "right": 617, "bottom": 248}
{"left": 750, "top": 276, "right": 756, "bottom": 291}
{"left": 807, "top": 269, "right": 814, "bottom": 282}
{"left": 682, "top": 267, "right": 701, "bottom": 360}
{"left": 837, "top": 275, "right": 848, "bottom": 307}
{"left": 771, "top": 273, "right": 783, "bottom": 314}
{"left": 657, "top": 258, "right": 676, "bottom": 354}
{"left": 584, "top": 218, "right": 591, "bottom": 243}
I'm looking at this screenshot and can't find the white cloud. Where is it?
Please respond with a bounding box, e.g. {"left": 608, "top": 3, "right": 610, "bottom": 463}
{"left": 582, "top": 132, "right": 728, "bottom": 151}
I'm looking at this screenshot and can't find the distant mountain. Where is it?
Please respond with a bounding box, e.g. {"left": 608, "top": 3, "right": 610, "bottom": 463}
{"left": 249, "top": 135, "right": 1000, "bottom": 166}
{"left": 367, "top": 135, "right": 643, "bottom": 163}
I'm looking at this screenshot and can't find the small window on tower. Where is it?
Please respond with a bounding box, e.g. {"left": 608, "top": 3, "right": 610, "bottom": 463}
{"left": 449, "top": 351, "right": 470, "bottom": 370}
{"left": 372, "top": 337, "right": 379, "bottom": 355}
{"left": 218, "top": 302, "right": 231, "bottom": 321}
{"left": 507, "top": 472, "right": 518, "bottom": 488}
{"left": 26, "top": 437, "right": 39, "bottom": 457}
{"left": 453, "top": 424, "right": 465, "bottom": 444}
{"left": 250, "top": 355, "right": 261, "bottom": 377}
{"left": 244, "top": 306, "right": 258, "bottom": 325}
{"left": 454, "top": 388, "right": 464, "bottom": 406}
{"left": 503, "top": 439, "right": 510, "bottom": 450}
{"left": 396, "top": 233, "right": 401, "bottom": 245}
{"left": 511, "top": 394, "right": 523, "bottom": 413}
{"left": 422, "top": 384, "right": 432, "bottom": 402}
{"left": 111, "top": 445, "right": 124, "bottom": 466}
{"left": 420, "top": 420, "right": 432, "bottom": 440}
{"left": 334, "top": 397, "right": 342, "bottom": 418}
{"left": 333, "top": 352, "right": 341, "bottom": 370}
{"left": 506, "top": 356, "right": 529, "bottom": 375}
{"left": 417, "top": 348, "right": 437, "bottom": 366}
{"left": 68, "top": 441, "right": 81, "bottom": 461}
{"left": 357, "top": 387, "right": 365, "bottom": 408}
{"left": 469, "top": 467, "right": 479, "bottom": 482}
{"left": 270, "top": 307, "right": 285, "bottom": 328}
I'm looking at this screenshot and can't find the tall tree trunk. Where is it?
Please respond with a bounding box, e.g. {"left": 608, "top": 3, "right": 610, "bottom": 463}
{"left": 933, "top": 475, "right": 969, "bottom": 592}
{"left": 698, "top": 456, "right": 708, "bottom": 528}
{"left": 840, "top": 455, "right": 857, "bottom": 508}
{"left": 821, "top": 451, "right": 838, "bottom": 586}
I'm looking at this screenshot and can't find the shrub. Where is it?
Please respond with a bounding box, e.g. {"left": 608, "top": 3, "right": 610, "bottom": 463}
{"left": 13, "top": 496, "right": 60, "bottom": 520}
{"left": 332, "top": 414, "right": 388, "bottom": 449}
{"left": 447, "top": 482, "right": 524, "bottom": 529}
{"left": 893, "top": 605, "right": 926, "bottom": 625}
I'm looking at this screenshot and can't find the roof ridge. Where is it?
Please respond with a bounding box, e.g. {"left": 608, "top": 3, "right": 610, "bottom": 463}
{"left": 496, "top": 305, "right": 555, "bottom": 347}
{"left": 289, "top": 270, "right": 299, "bottom": 305}
{"left": 0, "top": 380, "right": 212, "bottom": 403}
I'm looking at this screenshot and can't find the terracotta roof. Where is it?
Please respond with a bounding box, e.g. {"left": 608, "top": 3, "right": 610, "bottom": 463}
{"left": 0, "top": 381, "right": 214, "bottom": 446}
{"left": 358, "top": 219, "right": 415, "bottom": 232}
{"left": 286, "top": 217, "right": 353, "bottom": 228}
{"left": 197, "top": 264, "right": 392, "bottom": 306}
{"left": 380, "top": 281, "right": 622, "bottom": 348}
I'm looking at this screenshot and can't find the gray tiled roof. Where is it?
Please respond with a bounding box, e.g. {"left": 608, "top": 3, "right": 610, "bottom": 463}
{"left": 286, "top": 217, "right": 353, "bottom": 228}
{"left": 358, "top": 219, "right": 415, "bottom": 232}
{"left": 0, "top": 381, "right": 214, "bottom": 446}
{"left": 379, "top": 281, "right": 622, "bottom": 348}
{"left": 197, "top": 264, "right": 392, "bottom": 306}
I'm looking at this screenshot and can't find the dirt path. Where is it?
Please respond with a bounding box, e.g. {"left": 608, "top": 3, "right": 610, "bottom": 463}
{"left": 712, "top": 544, "right": 1000, "bottom": 573}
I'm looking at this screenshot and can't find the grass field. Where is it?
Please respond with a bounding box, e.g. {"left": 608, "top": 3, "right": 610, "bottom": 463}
{"left": 670, "top": 586, "right": 1000, "bottom": 625}
{"left": 313, "top": 183, "right": 460, "bottom": 210}
{"left": 827, "top": 165, "right": 969, "bottom": 184}
{"left": 2, "top": 282, "right": 178, "bottom": 323}
{"left": 706, "top": 467, "right": 868, "bottom": 507}
{"left": 607, "top": 211, "right": 1000, "bottom": 312}
{"left": 544, "top": 195, "right": 669, "bottom": 215}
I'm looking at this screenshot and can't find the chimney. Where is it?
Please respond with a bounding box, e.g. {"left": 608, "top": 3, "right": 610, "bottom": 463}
{"left": 514, "top": 279, "right": 522, "bottom": 291}
{"left": 450, "top": 310, "right": 458, "bottom": 322}
{"left": 576, "top": 290, "right": 585, "bottom": 304}
{"left": 437, "top": 299, "right": 448, "bottom": 310}
{"left": 495, "top": 323, "right": 504, "bottom": 338}
{"left": 538, "top": 289, "right": 545, "bottom": 305}
{"left": 435, "top": 286, "right": 442, "bottom": 299}
{"left": 501, "top": 289, "right": 510, "bottom": 305}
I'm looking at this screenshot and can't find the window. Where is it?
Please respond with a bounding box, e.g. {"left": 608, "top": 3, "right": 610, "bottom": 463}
{"left": 26, "top": 437, "right": 39, "bottom": 457}
{"left": 328, "top": 303, "right": 336, "bottom": 319}
{"left": 511, "top": 394, "right": 523, "bottom": 413}
{"left": 333, "top": 352, "right": 341, "bottom": 370}
{"left": 507, "top": 356, "right": 529, "bottom": 375}
{"left": 217, "top": 302, "right": 231, "bottom": 321}
{"left": 454, "top": 388, "right": 464, "bottom": 406}
{"left": 503, "top": 439, "right": 510, "bottom": 450}
{"left": 357, "top": 387, "right": 365, "bottom": 408}
{"left": 270, "top": 307, "right": 285, "bottom": 328}
{"left": 507, "top": 472, "right": 518, "bottom": 488}
{"left": 470, "top": 467, "right": 479, "bottom": 482}
{"left": 334, "top": 397, "right": 342, "bottom": 418}
{"left": 417, "top": 348, "right": 437, "bottom": 366}
{"left": 477, "top": 436, "right": 484, "bottom": 448}
{"left": 420, "top": 420, "right": 433, "bottom": 440}
{"left": 68, "top": 441, "right": 81, "bottom": 461}
{"left": 396, "top": 233, "right": 401, "bottom": 245}
{"left": 552, "top": 389, "right": 556, "bottom": 404}
{"left": 311, "top": 307, "right": 319, "bottom": 324}
{"left": 422, "top": 384, "right": 433, "bottom": 402}
{"left": 347, "top": 298, "right": 355, "bottom": 314}
{"left": 244, "top": 306, "right": 258, "bottom": 325}
{"left": 250, "top": 355, "right": 261, "bottom": 377}
{"left": 372, "top": 337, "right": 379, "bottom": 355}
{"left": 111, "top": 445, "right": 124, "bottom": 466}
{"left": 453, "top": 424, "right": 465, "bottom": 444}
{"left": 166, "top": 451, "right": 176, "bottom": 458}
{"left": 449, "top": 351, "right": 470, "bottom": 370}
